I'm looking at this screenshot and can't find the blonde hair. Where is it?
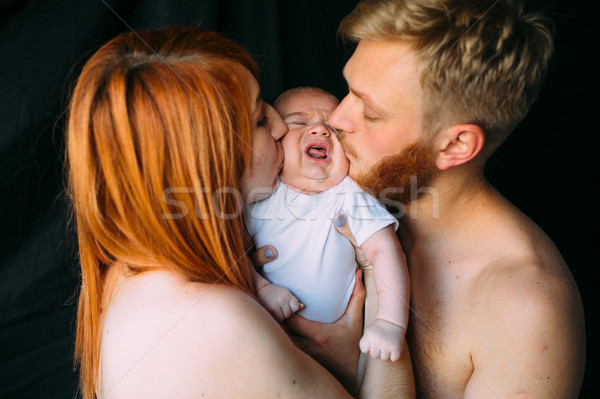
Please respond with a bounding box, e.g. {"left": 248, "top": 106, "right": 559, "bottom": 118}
{"left": 66, "top": 26, "right": 258, "bottom": 399}
{"left": 340, "top": 0, "right": 554, "bottom": 155}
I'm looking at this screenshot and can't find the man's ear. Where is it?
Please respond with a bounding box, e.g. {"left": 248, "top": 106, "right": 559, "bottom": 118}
{"left": 435, "top": 124, "right": 485, "bottom": 170}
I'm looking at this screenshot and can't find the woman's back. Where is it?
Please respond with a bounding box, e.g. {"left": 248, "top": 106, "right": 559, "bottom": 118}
{"left": 100, "top": 270, "right": 210, "bottom": 397}
{"left": 99, "top": 269, "right": 350, "bottom": 398}
{"left": 67, "top": 27, "right": 262, "bottom": 397}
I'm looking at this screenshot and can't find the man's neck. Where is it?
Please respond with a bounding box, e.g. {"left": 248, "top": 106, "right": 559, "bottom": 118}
{"left": 398, "top": 166, "right": 493, "bottom": 249}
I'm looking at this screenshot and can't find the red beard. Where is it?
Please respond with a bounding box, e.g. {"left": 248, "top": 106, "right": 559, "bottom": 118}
{"left": 353, "top": 141, "right": 436, "bottom": 206}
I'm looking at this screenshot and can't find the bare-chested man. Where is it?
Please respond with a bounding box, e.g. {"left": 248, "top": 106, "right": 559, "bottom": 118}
{"left": 309, "top": 0, "right": 585, "bottom": 397}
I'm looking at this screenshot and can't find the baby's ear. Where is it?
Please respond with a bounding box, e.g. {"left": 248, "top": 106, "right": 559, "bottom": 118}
{"left": 435, "top": 124, "right": 485, "bottom": 170}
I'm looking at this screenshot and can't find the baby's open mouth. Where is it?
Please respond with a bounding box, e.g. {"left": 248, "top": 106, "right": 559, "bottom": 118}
{"left": 304, "top": 141, "right": 331, "bottom": 162}
{"left": 307, "top": 145, "right": 328, "bottom": 159}
{"left": 303, "top": 141, "right": 331, "bottom": 164}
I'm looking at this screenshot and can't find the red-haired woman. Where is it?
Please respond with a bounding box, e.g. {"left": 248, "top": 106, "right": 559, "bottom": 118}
{"left": 67, "top": 26, "right": 378, "bottom": 398}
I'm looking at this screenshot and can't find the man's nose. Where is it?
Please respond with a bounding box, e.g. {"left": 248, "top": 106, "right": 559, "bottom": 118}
{"left": 309, "top": 123, "right": 330, "bottom": 137}
{"left": 328, "top": 96, "right": 354, "bottom": 134}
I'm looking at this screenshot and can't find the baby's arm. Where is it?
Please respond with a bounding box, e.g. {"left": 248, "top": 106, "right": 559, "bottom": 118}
{"left": 247, "top": 255, "right": 304, "bottom": 322}
{"left": 360, "top": 224, "right": 410, "bottom": 362}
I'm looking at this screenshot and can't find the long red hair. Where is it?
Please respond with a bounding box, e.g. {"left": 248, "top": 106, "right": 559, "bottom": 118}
{"left": 66, "top": 26, "right": 259, "bottom": 399}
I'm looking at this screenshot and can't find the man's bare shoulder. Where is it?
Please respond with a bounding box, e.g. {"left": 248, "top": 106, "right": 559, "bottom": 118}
{"left": 472, "top": 193, "right": 583, "bottom": 347}
{"left": 456, "top": 193, "right": 585, "bottom": 397}
{"left": 473, "top": 255, "right": 582, "bottom": 330}
{"left": 464, "top": 213, "right": 585, "bottom": 398}
{"left": 463, "top": 256, "right": 585, "bottom": 397}
{"left": 470, "top": 189, "right": 575, "bottom": 289}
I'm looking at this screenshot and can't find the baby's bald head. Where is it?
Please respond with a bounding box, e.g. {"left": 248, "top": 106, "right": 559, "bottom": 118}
{"left": 274, "top": 87, "right": 339, "bottom": 114}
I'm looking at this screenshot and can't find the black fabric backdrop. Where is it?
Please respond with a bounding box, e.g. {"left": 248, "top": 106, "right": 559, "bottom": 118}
{"left": 0, "top": 0, "right": 597, "bottom": 398}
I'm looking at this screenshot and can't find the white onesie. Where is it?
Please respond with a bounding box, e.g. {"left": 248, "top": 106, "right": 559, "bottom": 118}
{"left": 244, "top": 176, "right": 398, "bottom": 323}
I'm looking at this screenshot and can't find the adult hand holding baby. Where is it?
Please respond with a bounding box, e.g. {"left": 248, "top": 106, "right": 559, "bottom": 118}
{"left": 249, "top": 240, "right": 365, "bottom": 395}
{"left": 250, "top": 215, "right": 413, "bottom": 398}
{"left": 285, "top": 268, "right": 365, "bottom": 397}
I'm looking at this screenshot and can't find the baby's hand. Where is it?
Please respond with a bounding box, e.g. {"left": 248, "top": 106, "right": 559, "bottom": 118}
{"left": 360, "top": 319, "right": 406, "bottom": 362}
{"left": 257, "top": 284, "right": 304, "bottom": 322}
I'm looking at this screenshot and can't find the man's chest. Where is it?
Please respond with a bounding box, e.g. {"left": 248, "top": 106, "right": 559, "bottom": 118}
{"left": 406, "top": 257, "right": 480, "bottom": 398}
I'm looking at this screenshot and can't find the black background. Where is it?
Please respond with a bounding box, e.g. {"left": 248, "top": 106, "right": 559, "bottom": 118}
{"left": 0, "top": 0, "right": 597, "bottom": 397}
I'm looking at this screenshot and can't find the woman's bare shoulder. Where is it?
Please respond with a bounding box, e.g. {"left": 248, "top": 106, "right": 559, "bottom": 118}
{"left": 100, "top": 271, "right": 264, "bottom": 395}
{"left": 101, "top": 270, "right": 348, "bottom": 398}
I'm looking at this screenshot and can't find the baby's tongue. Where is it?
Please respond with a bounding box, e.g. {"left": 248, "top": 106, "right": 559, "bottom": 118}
{"left": 308, "top": 147, "right": 327, "bottom": 159}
